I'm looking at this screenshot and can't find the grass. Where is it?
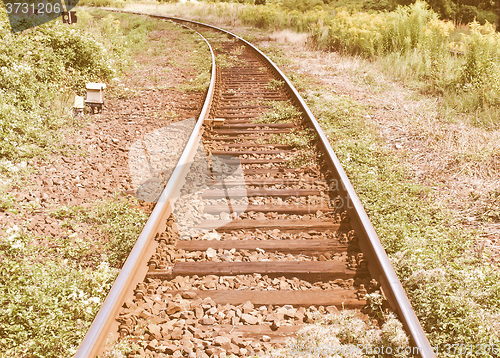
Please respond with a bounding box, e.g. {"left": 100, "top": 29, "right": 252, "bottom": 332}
{"left": 266, "top": 125, "right": 318, "bottom": 168}
{"left": 254, "top": 100, "right": 301, "bottom": 123}
{"left": 78, "top": 10, "right": 211, "bottom": 93}
{"left": 0, "top": 246, "right": 117, "bottom": 357}
{"left": 215, "top": 52, "right": 241, "bottom": 68}
{"left": 265, "top": 311, "right": 411, "bottom": 358}
{"left": 296, "top": 82, "right": 500, "bottom": 355}
{"left": 265, "top": 78, "right": 285, "bottom": 91}
{"left": 0, "top": 194, "right": 147, "bottom": 357}
{"left": 267, "top": 128, "right": 316, "bottom": 149}
{"left": 49, "top": 196, "right": 148, "bottom": 268}
{"left": 113, "top": 1, "right": 500, "bottom": 128}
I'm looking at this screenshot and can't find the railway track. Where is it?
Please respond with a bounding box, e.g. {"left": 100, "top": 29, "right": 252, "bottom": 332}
{"left": 76, "top": 13, "right": 434, "bottom": 358}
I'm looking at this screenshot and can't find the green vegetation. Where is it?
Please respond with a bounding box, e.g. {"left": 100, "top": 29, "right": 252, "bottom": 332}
{"left": 215, "top": 51, "right": 241, "bottom": 68}
{"left": 251, "top": 0, "right": 500, "bottom": 126}
{"left": 265, "top": 78, "right": 285, "bottom": 90}
{"left": 0, "top": 197, "right": 146, "bottom": 357}
{"left": 50, "top": 197, "right": 148, "bottom": 268}
{"left": 0, "top": 11, "right": 115, "bottom": 160}
{"left": 0, "top": 8, "right": 186, "bottom": 161}
{"left": 309, "top": 1, "right": 500, "bottom": 126}
{"left": 267, "top": 128, "right": 316, "bottom": 148}
{"left": 266, "top": 124, "right": 319, "bottom": 167}
{"left": 255, "top": 100, "right": 301, "bottom": 123}
{"left": 266, "top": 311, "right": 411, "bottom": 357}
{"left": 300, "top": 85, "right": 500, "bottom": 355}
{"left": 0, "top": 228, "right": 117, "bottom": 357}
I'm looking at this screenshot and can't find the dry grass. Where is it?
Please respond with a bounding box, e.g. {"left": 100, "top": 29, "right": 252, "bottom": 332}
{"left": 270, "top": 30, "right": 309, "bottom": 46}
{"left": 111, "top": 1, "right": 245, "bottom": 27}
{"left": 262, "top": 311, "right": 410, "bottom": 358}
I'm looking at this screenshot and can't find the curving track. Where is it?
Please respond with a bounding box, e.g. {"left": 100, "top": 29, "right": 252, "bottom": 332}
{"left": 75, "top": 13, "right": 435, "bottom": 358}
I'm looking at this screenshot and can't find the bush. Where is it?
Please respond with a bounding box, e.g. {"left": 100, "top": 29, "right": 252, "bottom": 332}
{"left": 310, "top": 1, "right": 441, "bottom": 56}
{"left": 363, "top": 0, "right": 395, "bottom": 11}
{"left": 456, "top": 4, "right": 479, "bottom": 23}
{"left": 427, "top": 0, "right": 456, "bottom": 19}
{"left": 307, "top": 1, "right": 500, "bottom": 124}
{"left": 0, "top": 11, "right": 117, "bottom": 160}
{"left": 0, "top": 227, "right": 118, "bottom": 357}
{"left": 282, "top": 0, "right": 324, "bottom": 12}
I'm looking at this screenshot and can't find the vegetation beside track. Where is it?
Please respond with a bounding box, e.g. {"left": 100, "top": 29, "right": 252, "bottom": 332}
{"left": 0, "top": 11, "right": 114, "bottom": 161}
{"left": 0, "top": 10, "right": 210, "bottom": 357}
{"left": 304, "top": 86, "right": 500, "bottom": 354}
{"left": 1, "top": 2, "right": 499, "bottom": 356}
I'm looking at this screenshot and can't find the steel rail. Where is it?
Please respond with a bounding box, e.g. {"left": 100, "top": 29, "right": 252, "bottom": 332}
{"left": 78, "top": 10, "right": 435, "bottom": 358}
{"left": 74, "top": 22, "right": 217, "bottom": 358}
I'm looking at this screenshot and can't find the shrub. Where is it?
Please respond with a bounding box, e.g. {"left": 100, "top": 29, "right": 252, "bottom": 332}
{"left": 0, "top": 12, "right": 117, "bottom": 160}
{"left": 0, "top": 227, "right": 118, "bottom": 357}
{"left": 306, "top": 0, "right": 500, "bottom": 123}
{"left": 282, "top": 0, "right": 324, "bottom": 12}
{"left": 452, "top": 21, "right": 500, "bottom": 110}
{"left": 456, "top": 4, "right": 479, "bottom": 23}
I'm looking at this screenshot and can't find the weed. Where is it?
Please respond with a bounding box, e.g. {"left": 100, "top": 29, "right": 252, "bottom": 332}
{"left": 265, "top": 78, "right": 285, "bottom": 90}
{"left": 231, "top": 44, "right": 246, "bottom": 56}
{"left": 472, "top": 189, "right": 500, "bottom": 223}
{"left": 0, "top": 9, "right": 127, "bottom": 160}
{"left": 102, "top": 337, "right": 140, "bottom": 358}
{"left": 0, "top": 227, "right": 118, "bottom": 357}
{"left": 302, "top": 85, "right": 500, "bottom": 354}
{"left": 179, "top": 71, "right": 211, "bottom": 92}
{"left": 267, "top": 128, "right": 316, "bottom": 148}
{"left": 263, "top": 310, "right": 410, "bottom": 357}
{"left": 0, "top": 177, "right": 14, "bottom": 212}
{"left": 215, "top": 52, "right": 241, "bottom": 68}
{"left": 286, "top": 149, "right": 318, "bottom": 168}
{"left": 110, "top": 84, "right": 139, "bottom": 100}
{"left": 255, "top": 100, "right": 301, "bottom": 123}
{"left": 0, "top": 195, "right": 147, "bottom": 356}
{"left": 50, "top": 196, "right": 148, "bottom": 268}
